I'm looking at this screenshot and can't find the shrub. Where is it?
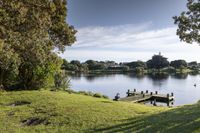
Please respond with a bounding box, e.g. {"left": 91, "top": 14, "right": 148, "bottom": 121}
{"left": 134, "top": 67, "right": 144, "bottom": 73}
{"left": 93, "top": 93, "right": 102, "bottom": 98}
{"left": 102, "top": 95, "right": 109, "bottom": 99}
{"left": 54, "top": 71, "right": 70, "bottom": 91}
{"left": 78, "top": 91, "right": 93, "bottom": 96}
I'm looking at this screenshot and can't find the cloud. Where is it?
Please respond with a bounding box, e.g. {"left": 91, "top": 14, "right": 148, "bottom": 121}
{"left": 60, "top": 23, "right": 200, "bottom": 62}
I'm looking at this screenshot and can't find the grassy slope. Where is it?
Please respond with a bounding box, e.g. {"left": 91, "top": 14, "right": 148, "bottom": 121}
{"left": 0, "top": 90, "right": 200, "bottom": 133}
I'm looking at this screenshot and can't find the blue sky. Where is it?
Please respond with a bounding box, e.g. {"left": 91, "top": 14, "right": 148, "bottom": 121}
{"left": 61, "top": 0, "right": 200, "bottom": 62}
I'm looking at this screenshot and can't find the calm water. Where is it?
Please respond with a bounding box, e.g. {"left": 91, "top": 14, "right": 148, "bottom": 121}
{"left": 69, "top": 73, "right": 200, "bottom": 106}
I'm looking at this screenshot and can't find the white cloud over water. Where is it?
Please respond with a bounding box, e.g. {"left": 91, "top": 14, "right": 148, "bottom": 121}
{"left": 60, "top": 23, "right": 200, "bottom": 62}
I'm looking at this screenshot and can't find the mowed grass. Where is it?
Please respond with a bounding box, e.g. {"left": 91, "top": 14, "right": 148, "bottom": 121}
{"left": 0, "top": 90, "right": 200, "bottom": 133}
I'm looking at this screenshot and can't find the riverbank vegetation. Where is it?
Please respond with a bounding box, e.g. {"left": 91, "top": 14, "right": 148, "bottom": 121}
{"left": 1, "top": 90, "right": 200, "bottom": 132}
{"left": 61, "top": 53, "right": 200, "bottom": 75}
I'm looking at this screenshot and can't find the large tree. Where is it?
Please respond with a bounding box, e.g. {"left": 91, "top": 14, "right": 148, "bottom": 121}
{"left": 173, "top": 0, "right": 200, "bottom": 44}
{"left": 125, "top": 61, "right": 146, "bottom": 69}
{"left": 147, "top": 53, "right": 169, "bottom": 70}
{"left": 170, "top": 60, "right": 187, "bottom": 69}
{"left": 0, "top": 0, "right": 76, "bottom": 89}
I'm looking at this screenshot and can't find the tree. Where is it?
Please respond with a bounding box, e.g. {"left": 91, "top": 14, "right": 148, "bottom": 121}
{"left": 70, "top": 60, "right": 81, "bottom": 67}
{"left": 61, "top": 59, "right": 70, "bottom": 70}
{"left": 188, "top": 61, "right": 198, "bottom": 67}
{"left": 125, "top": 61, "right": 146, "bottom": 68}
{"left": 147, "top": 53, "right": 169, "bottom": 70}
{"left": 173, "top": 0, "right": 200, "bottom": 44}
{"left": 188, "top": 61, "right": 198, "bottom": 70}
{"left": 85, "top": 60, "right": 97, "bottom": 70}
{"left": 170, "top": 60, "right": 187, "bottom": 69}
{"left": 0, "top": 0, "right": 76, "bottom": 90}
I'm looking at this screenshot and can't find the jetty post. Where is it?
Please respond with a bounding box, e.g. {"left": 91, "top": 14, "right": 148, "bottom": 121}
{"left": 167, "top": 101, "right": 169, "bottom": 106}
{"left": 127, "top": 89, "right": 130, "bottom": 96}
{"left": 167, "top": 94, "right": 170, "bottom": 100}
{"left": 153, "top": 99, "right": 157, "bottom": 106}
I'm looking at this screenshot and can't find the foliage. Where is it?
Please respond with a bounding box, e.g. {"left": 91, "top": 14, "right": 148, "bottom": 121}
{"left": 0, "top": 0, "right": 76, "bottom": 90}
{"left": 93, "top": 93, "right": 103, "bottom": 98}
{"left": 62, "top": 57, "right": 199, "bottom": 74}
{"left": 170, "top": 60, "right": 187, "bottom": 69}
{"left": 173, "top": 0, "right": 200, "bottom": 44}
{"left": 0, "top": 43, "right": 20, "bottom": 89}
{"left": 147, "top": 53, "right": 169, "bottom": 70}
{"left": 54, "top": 71, "right": 70, "bottom": 91}
{"left": 77, "top": 91, "right": 109, "bottom": 99}
{"left": 61, "top": 59, "right": 89, "bottom": 72}
{"left": 125, "top": 61, "right": 146, "bottom": 68}
{"left": 134, "top": 67, "right": 145, "bottom": 73}
{"left": 85, "top": 60, "right": 107, "bottom": 70}
{"left": 188, "top": 61, "right": 198, "bottom": 67}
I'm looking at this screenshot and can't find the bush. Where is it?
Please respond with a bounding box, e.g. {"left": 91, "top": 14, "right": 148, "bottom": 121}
{"left": 93, "top": 93, "right": 102, "bottom": 98}
{"left": 78, "top": 91, "right": 93, "bottom": 96}
{"left": 102, "top": 95, "right": 109, "bottom": 99}
{"left": 54, "top": 71, "right": 70, "bottom": 91}
{"left": 65, "top": 89, "right": 76, "bottom": 94}
{"left": 134, "top": 67, "right": 144, "bottom": 73}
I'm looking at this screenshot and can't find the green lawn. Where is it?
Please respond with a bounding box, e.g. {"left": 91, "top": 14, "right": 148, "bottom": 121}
{"left": 0, "top": 90, "right": 200, "bottom": 133}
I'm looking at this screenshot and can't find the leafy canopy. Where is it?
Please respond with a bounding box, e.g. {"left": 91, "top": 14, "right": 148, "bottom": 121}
{"left": 0, "top": 0, "right": 76, "bottom": 90}
{"left": 173, "top": 0, "right": 200, "bottom": 44}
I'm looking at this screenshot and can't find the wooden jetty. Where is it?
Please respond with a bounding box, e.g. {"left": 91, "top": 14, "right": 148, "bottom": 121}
{"left": 118, "top": 89, "right": 174, "bottom": 104}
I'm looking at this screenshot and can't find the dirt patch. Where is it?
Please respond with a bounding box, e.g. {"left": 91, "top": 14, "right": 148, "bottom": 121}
{"left": 8, "top": 101, "right": 31, "bottom": 106}
{"left": 21, "top": 117, "right": 50, "bottom": 126}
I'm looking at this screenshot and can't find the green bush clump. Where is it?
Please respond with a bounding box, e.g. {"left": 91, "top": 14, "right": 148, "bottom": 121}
{"left": 78, "top": 91, "right": 93, "bottom": 96}
{"left": 65, "top": 89, "right": 76, "bottom": 94}
{"left": 93, "top": 93, "right": 102, "bottom": 98}
{"left": 102, "top": 95, "right": 109, "bottom": 99}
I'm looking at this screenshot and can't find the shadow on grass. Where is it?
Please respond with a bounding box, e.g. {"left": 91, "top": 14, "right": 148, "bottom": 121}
{"left": 89, "top": 103, "right": 200, "bottom": 133}
{"left": 101, "top": 101, "right": 114, "bottom": 103}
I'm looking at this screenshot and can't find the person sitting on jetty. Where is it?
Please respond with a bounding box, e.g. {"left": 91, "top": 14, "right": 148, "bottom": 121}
{"left": 113, "top": 93, "right": 120, "bottom": 101}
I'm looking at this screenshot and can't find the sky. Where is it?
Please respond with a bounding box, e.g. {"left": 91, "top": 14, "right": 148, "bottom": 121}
{"left": 60, "top": 0, "right": 200, "bottom": 62}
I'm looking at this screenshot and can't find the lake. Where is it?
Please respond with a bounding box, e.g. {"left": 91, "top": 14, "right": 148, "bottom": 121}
{"left": 69, "top": 73, "right": 200, "bottom": 106}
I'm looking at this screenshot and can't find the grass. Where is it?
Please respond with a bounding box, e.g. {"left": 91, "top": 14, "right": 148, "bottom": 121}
{"left": 0, "top": 90, "right": 200, "bottom": 132}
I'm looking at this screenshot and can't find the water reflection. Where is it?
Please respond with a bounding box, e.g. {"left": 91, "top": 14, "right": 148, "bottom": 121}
{"left": 125, "top": 73, "right": 145, "bottom": 79}
{"left": 171, "top": 73, "right": 188, "bottom": 79}
{"left": 147, "top": 73, "right": 169, "bottom": 80}
{"left": 70, "top": 73, "right": 118, "bottom": 82}
{"left": 70, "top": 72, "right": 171, "bottom": 81}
